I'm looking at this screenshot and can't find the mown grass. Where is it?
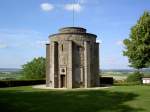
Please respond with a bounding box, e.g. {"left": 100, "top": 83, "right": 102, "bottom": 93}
{"left": 0, "top": 85, "right": 149, "bottom": 112}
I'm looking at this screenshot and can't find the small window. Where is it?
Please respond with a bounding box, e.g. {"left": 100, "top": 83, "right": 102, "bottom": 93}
{"left": 77, "top": 46, "right": 80, "bottom": 51}
{"left": 61, "top": 69, "right": 65, "bottom": 73}
{"left": 61, "top": 44, "right": 64, "bottom": 51}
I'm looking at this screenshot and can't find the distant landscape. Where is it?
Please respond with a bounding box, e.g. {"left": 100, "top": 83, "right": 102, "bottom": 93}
{"left": 0, "top": 68, "right": 150, "bottom": 80}
{"left": 0, "top": 68, "right": 21, "bottom": 72}
{"left": 101, "top": 69, "right": 150, "bottom": 81}
{"left": 0, "top": 68, "right": 22, "bottom": 80}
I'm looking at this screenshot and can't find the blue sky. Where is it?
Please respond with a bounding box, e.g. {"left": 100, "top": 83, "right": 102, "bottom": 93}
{"left": 0, "top": 0, "right": 149, "bottom": 69}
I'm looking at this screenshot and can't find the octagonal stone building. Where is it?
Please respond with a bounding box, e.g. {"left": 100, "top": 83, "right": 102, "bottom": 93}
{"left": 46, "top": 27, "right": 100, "bottom": 88}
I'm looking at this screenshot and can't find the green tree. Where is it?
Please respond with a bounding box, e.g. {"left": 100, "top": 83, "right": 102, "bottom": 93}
{"left": 22, "top": 57, "right": 46, "bottom": 79}
{"left": 123, "top": 11, "right": 150, "bottom": 70}
{"left": 126, "top": 71, "right": 143, "bottom": 84}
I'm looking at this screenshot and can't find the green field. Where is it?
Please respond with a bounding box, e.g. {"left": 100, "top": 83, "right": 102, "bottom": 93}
{"left": 0, "top": 85, "right": 150, "bottom": 112}
{"left": 0, "top": 72, "right": 22, "bottom": 80}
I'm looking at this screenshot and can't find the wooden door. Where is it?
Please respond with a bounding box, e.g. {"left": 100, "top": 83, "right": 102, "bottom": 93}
{"left": 61, "top": 75, "right": 66, "bottom": 88}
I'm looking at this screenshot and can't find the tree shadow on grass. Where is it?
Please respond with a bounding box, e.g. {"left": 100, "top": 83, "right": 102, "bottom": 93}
{"left": 0, "top": 89, "right": 143, "bottom": 112}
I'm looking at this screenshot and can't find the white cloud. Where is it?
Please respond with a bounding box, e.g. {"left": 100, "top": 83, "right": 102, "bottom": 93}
{"left": 116, "top": 40, "right": 124, "bottom": 46}
{"left": 78, "top": 0, "right": 87, "bottom": 4}
{"left": 64, "top": 3, "right": 82, "bottom": 12}
{"left": 96, "top": 39, "right": 102, "bottom": 44}
{"left": 36, "top": 40, "right": 49, "bottom": 47}
{"left": 104, "top": 58, "right": 117, "bottom": 65}
{"left": 102, "top": 56, "right": 130, "bottom": 69}
{"left": 0, "top": 29, "right": 46, "bottom": 49}
{"left": 40, "top": 3, "right": 54, "bottom": 12}
{"left": 0, "top": 29, "right": 47, "bottom": 68}
{"left": 0, "top": 43, "right": 8, "bottom": 48}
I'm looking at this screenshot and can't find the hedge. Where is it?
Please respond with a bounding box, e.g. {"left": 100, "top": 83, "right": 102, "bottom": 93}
{"left": 100, "top": 77, "right": 113, "bottom": 86}
{"left": 0, "top": 79, "right": 45, "bottom": 88}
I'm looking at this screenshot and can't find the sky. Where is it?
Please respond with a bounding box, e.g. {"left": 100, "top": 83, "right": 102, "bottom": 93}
{"left": 0, "top": 0, "right": 150, "bottom": 69}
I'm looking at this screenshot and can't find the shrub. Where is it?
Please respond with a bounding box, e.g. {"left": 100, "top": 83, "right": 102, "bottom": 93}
{"left": 0, "top": 80, "right": 45, "bottom": 88}
{"left": 126, "top": 71, "right": 143, "bottom": 85}
{"left": 100, "top": 77, "right": 113, "bottom": 86}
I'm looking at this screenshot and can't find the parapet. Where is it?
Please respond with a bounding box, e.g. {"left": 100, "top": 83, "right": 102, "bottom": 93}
{"left": 59, "top": 27, "right": 87, "bottom": 33}
{"left": 49, "top": 27, "right": 97, "bottom": 42}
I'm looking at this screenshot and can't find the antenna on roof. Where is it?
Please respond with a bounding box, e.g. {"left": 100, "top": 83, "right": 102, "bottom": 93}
{"left": 73, "top": 0, "right": 75, "bottom": 26}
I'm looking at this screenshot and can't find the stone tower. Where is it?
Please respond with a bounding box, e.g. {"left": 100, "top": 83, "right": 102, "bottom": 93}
{"left": 46, "top": 27, "right": 100, "bottom": 88}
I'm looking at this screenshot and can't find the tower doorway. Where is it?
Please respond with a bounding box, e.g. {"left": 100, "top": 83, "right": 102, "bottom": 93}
{"left": 60, "top": 75, "right": 66, "bottom": 88}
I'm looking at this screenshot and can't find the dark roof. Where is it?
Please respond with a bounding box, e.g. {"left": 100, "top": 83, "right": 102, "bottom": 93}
{"left": 59, "top": 27, "right": 86, "bottom": 31}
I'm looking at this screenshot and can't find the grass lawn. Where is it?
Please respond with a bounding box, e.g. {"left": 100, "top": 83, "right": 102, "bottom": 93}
{"left": 0, "top": 85, "right": 150, "bottom": 112}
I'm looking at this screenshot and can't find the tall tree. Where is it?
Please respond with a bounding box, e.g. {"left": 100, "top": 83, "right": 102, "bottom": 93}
{"left": 123, "top": 11, "right": 150, "bottom": 69}
{"left": 22, "top": 57, "right": 46, "bottom": 79}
